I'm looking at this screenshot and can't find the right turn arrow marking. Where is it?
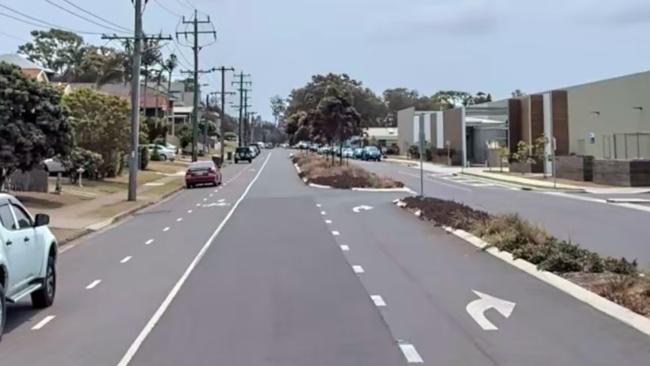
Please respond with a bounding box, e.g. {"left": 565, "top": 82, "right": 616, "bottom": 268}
{"left": 466, "top": 290, "right": 516, "bottom": 331}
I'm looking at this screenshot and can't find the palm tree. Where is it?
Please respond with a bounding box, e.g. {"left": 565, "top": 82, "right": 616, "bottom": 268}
{"left": 163, "top": 53, "right": 178, "bottom": 134}
{"left": 141, "top": 38, "right": 162, "bottom": 115}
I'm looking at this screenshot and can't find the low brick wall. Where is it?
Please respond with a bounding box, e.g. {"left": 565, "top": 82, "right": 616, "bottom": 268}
{"left": 556, "top": 155, "right": 594, "bottom": 182}
{"left": 510, "top": 161, "right": 543, "bottom": 174}
{"left": 593, "top": 160, "right": 650, "bottom": 187}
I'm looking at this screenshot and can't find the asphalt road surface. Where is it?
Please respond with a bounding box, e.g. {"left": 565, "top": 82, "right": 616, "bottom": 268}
{"left": 1, "top": 150, "right": 649, "bottom": 366}
{"left": 356, "top": 159, "right": 650, "bottom": 268}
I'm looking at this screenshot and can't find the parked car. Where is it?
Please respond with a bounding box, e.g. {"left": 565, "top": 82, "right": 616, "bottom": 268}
{"left": 353, "top": 147, "right": 365, "bottom": 159}
{"left": 0, "top": 194, "right": 58, "bottom": 339}
{"left": 362, "top": 146, "right": 382, "bottom": 161}
{"left": 147, "top": 144, "right": 176, "bottom": 161}
{"left": 342, "top": 148, "right": 355, "bottom": 159}
{"left": 235, "top": 147, "right": 253, "bottom": 164}
{"left": 185, "top": 161, "right": 222, "bottom": 188}
{"left": 248, "top": 144, "right": 261, "bottom": 157}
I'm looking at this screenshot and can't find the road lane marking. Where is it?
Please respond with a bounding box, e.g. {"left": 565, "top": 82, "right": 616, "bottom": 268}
{"left": 145, "top": 239, "right": 154, "bottom": 245}
{"left": 398, "top": 343, "right": 424, "bottom": 363}
{"left": 340, "top": 245, "right": 350, "bottom": 251}
{"left": 86, "top": 280, "right": 102, "bottom": 290}
{"left": 399, "top": 171, "right": 472, "bottom": 192}
{"left": 176, "top": 217, "right": 183, "bottom": 222}
{"left": 320, "top": 211, "right": 326, "bottom": 215}
{"left": 209, "top": 194, "right": 213, "bottom": 197}
{"left": 203, "top": 198, "right": 207, "bottom": 201}
{"left": 116, "top": 153, "right": 273, "bottom": 366}
{"left": 163, "top": 227, "right": 170, "bottom": 232}
{"left": 332, "top": 230, "right": 340, "bottom": 236}
{"left": 371, "top": 295, "right": 386, "bottom": 307}
{"left": 325, "top": 219, "right": 332, "bottom": 224}
{"left": 187, "top": 210, "right": 193, "bottom": 214}
{"left": 353, "top": 265, "right": 364, "bottom": 273}
{"left": 218, "top": 198, "right": 226, "bottom": 203}
{"left": 120, "top": 256, "right": 132, "bottom": 264}
{"left": 196, "top": 203, "right": 201, "bottom": 207}
{"left": 316, "top": 203, "right": 322, "bottom": 208}
{"left": 32, "top": 315, "right": 56, "bottom": 330}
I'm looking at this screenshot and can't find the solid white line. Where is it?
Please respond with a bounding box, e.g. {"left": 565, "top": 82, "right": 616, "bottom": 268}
{"left": 187, "top": 210, "right": 193, "bottom": 214}
{"left": 116, "top": 153, "right": 273, "bottom": 366}
{"left": 32, "top": 315, "right": 55, "bottom": 330}
{"left": 163, "top": 227, "right": 170, "bottom": 232}
{"left": 353, "top": 265, "right": 364, "bottom": 274}
{"left": 145, "top": 239, "right": 154, "bottom": 245}
{"left": 320, "top": 211, "right": 326, "bottom": 215}
{"left": 120, "top": 256, "right": 132, "bottom": 264}
{"left": 371, "top": 295, "right": 386, "bottom": 307}
{"left": 332, "top": 231, "right": 340, "bottom": 236}
{"left": 340, "top": 245, "right": 350, "bottom": 251}
{"left": 325, "top": 219, "right": 332, "bottom": 224}
{"left": 399, "top": 343, "right": 424, "bottom": 363}
{"left": 86, "top": 279, "right": 102, "bottom": 290}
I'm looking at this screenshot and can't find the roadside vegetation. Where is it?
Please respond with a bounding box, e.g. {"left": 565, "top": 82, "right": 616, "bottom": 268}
{"left": 293, "top": 153, "right": 403, "bottom": 189}
{"left": 400, "top": 196, "right": 650, "bottom": 318}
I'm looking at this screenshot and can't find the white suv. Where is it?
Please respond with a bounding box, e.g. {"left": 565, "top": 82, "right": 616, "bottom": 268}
{"left": 147, "top": 144, "right": 177, "bottom": 161}
{"left": 0, "top": 194, "right": 58, "bottom": 340}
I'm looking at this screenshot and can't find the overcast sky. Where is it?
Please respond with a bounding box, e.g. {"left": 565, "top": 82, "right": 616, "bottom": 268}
{"left": 1, "top": 0, "right": 649, "bottom": 120}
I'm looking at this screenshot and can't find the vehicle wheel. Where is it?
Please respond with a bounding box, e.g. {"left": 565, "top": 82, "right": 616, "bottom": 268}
{"left": 161, "top": 154, "right": 168, "bottom": 161}
{"left": 0, "top": 283, "right": 5, "bottom": 341}
{"left": 234, "top": 159, "right": 239, "bottom": 164}
{"left": 31, "top": 255, "right": 56, "bottom": 309}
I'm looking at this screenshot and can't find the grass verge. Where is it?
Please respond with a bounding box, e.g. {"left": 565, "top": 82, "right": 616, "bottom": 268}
{"left": 400, "top": 196, "right": 650, "bottom": 318}
{"left": 292, "top": 153, "right": 403, "bottom": 189}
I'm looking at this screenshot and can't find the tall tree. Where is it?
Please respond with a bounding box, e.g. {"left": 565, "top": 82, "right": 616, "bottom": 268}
{"left": 141, "top": 39, "right": 162, "bottom": 113}
{"left": 18, "top": 29, "right": 86, "bottom": 81}
{"left": 0, "top": 62, "right": 74, "bottom": 187}
{"left": 270, "top": 95, "right": 287, "bottom": 125}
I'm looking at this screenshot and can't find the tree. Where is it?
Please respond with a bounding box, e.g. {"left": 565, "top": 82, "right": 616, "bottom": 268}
{"left": 0, "top": 62, "right": 74, "bottom": 187}
{"left": 18, "top": 29, "right": 85, "bottom": 81}
{"left": 433, "top": 90, "right": 473, "bottom": 109}
{"left": 471, "top": 92, "right": 492, "bottom": 105}
{"left": 62, "top": 88, "right": 130, "bottom": 177}
{"left": 77, "top": 46, "right": 127, "bottom": 87}
{"left": 141, "top": 38, "right": 162, "bottom": 113}
{"left": 314, "top": 86, "right": 361, "bottom": 164}
{"left": 270, "top": 95, "right": 287, "bottom": 125}
{"left": 164, "top": 53, "right": 178, "bottom": 122}
{"left": 511, "top": 89, "right": 526, "bottom": 98}
{"left": 285, "top": 73, "right": 386, "bottom": 128}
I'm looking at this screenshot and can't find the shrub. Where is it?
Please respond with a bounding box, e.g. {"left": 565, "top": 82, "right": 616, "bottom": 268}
{"left": 139, "top": 146, "right": 149, "bottom": 170}
{"left": 150, "top": 146, "right": 163, "bottom": 162}
{"left": 603, "top": 257, "right": 638, "bottom": 276}
{"left": 596, "top": 276, "right": 650, "bottom": 316}
{"left": 473, "top": 214, "right": 550, "bottom": 253}
{"left": 408, "top": 145, "right": 420, "bottom": 159}
{"left": 63, "top": 148, "right": 104, "bottom": 181}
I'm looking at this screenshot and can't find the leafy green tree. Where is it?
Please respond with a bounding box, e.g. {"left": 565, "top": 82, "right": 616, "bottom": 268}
{"left": 178, "top": 124, "right": 193, "bottom": 150}
{"left": 77, "top": 46, "right": 127, "bottom": 86}
{"left": 18, "top": 29, "right": 85, "bottom": 81}
{"left": 0, "top": 62, "right": 74, "bottom": 187}
{"left": 314, "top": 86, "right": 362, "bottom": 164}
{"left": 62, "top": 88, "right": 130, "bottom": 177}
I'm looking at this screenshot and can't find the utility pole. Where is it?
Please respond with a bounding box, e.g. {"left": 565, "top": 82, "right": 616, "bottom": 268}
{"left": 102, "top": 0, "right": 170, "bottom": 201}
{"left": 248, "top": 111, "right": 258, "bottom": 143}
{"left": 212, "top": 66, "right": 235, "bottom": 161}
{"left": 232, "top": 72, "right": 251, "bottom": 147}
{"left": 176, "top": 10, "right": 217, "bottom": 161}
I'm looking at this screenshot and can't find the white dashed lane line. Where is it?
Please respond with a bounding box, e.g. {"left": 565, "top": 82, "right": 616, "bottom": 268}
{"left": 86, "top": 280, "right": 102, "bottom": 290}
{"left": 163, "top": 227, "right": 170, "bottom": 232}
{"left": 320, "top": 211, "right": 326, "bottom": 215}
{"left": 325, "top": 220, "right": 332, "bottom": 224}
{"left": 32, "top": 315, "right": 56, "bottom": 330}
{"left": 203, "top": 198, "right": 207, "bottom": 202}
{"left": 352, "top": 265, "right": 365, "bottom": 274}
{"left": 371, "top": 295, "right": 386, "bottom": 307}
{"left": 340, "top": 245, "right": 350, "bottom": 251}
{"left": 316, "top": 203, "right": 322, "bottom": 208}
{"left": 187, "top": 210, "right": 193, "bottom": 214}
{"left": 398, "top": 342, "right": 424, "bottom": 363}
{"left": 177, "top": 218, "right": 183, "bottom": 222}
{"left": 120, "top": 256, "right": 132, "bottom": 264}
{"left": 332, "top": 231, "right": 340, "bottom": 236}
{"left": 145, "top": 239, "right": 154, "bottom": 245}
{"left": 218, "top": 198, "right": 225, "bottom": 203}
{"left": 196, "top": 203, "right": 201, "bottom": 207}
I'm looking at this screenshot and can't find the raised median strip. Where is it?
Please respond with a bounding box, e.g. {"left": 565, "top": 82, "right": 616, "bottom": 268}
{"left": 395, "top": 196, "right": 650, "bottom": 335}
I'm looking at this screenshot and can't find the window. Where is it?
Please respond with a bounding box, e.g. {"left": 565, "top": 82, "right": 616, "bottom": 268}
{"left": 11, "top": 204, "right": 32, "bottom": 230}
{"left": 0, "top": 204, "right": 14, "bottom": 230}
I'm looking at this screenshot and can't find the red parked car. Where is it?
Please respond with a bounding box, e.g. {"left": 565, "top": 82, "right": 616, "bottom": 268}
{"left": 185, "top": 161, "right": 222, "bottom": 189}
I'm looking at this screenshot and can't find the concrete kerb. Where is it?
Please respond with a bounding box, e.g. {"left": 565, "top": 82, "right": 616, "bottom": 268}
{"left": 59, "top": 185, "right": 185, "bottom": 247}
{"left": 461, "top": 171, "right": 587, "bottom": 193}
{"left": 394, "top": 199, "right": 650, "bottom": 336}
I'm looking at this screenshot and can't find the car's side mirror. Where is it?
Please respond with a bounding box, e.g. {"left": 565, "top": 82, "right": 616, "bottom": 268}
{"left": 34, "top": 214, "right": 50, "bottom": 227}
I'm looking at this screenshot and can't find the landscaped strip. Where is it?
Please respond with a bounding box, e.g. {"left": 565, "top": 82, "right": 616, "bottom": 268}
{"left": 398, "top": 196, "right": 650, "bottom": 320}
{"left": 291, "top": 153, "right": 404, "bottom": 189}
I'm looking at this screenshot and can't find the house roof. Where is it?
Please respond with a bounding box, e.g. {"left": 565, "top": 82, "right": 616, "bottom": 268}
{"left": 0, "top": 54, "right": 53, "bottom": 73}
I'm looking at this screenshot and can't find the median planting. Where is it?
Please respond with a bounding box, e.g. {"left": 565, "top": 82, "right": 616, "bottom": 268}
{"left": 292, "top": 153, "right": 404, "bottom": 189}
{"left": 399, "top": 196, "right": 650, "bottom": 318}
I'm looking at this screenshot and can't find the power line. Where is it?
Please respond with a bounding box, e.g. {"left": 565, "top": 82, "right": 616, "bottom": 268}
{"left": 152, "top": 0, "right": 182, "bottom": 17}
{"left": 44, "top": 0, "right": 128, "bottom": 33}
{"left": 0, "top": 3, "right": 109, "bottom": 35}
{"left": 172, "top": 0, "right": 192, "bottom": 10}
{"left": 59, "top": 0, "right": 131, "bottom": 32}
